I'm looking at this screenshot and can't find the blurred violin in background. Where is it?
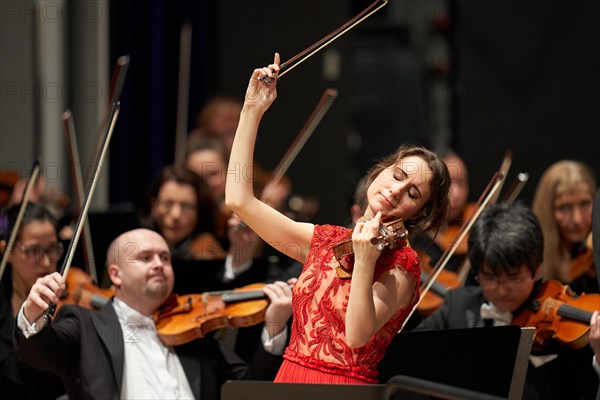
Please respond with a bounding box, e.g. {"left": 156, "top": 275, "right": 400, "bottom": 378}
{"left": 57, "top": 267, "right": 114, "bottom": 312}
{"left": 0, "top": 170, "right": 20, "bottom": 208}
{"left": 570, "top": 233, "right": 594, "bottom": 281}
{"left": 187, "top": 233, "right": 228, "bottom": 260}
{"left": 433, "top": 202, "right": 476, "bottom": 256}
{"left": 415, "top": 250, "right": 461, "bottom": 316}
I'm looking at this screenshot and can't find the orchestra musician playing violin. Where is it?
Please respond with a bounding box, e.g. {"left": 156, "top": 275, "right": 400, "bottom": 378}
{"left": 532, "top": 160, "right": 597, "bottom": 295}
{"left": 186, "top": 136, "right": 231, "bottom": 242}
{"left": 0, "top": 203, "right": 66, "bottom": 399}
{"left": 413, "top": 202, "right": 599, "bottom": 399}
{"left": 140, "top": 164, "right": 228, "bottom": 260}
{"left": 188, "top": 95, "right": 243, "bottom": 154}
{"left": 14, "top": 228, "right": 292, "bottom": 400}
{"left": 225, "top": 53, "right": 451, "bottom": 384}
{"left": 412, "top": 149, "right": 474, "bottom": 280}
{"left": 185, "top": 136, "right": 295, "bottom": 253}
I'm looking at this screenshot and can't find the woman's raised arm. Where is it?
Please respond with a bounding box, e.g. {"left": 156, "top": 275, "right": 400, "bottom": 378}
{"left": 225, "top": 53, "right": 313, "bottom": 263}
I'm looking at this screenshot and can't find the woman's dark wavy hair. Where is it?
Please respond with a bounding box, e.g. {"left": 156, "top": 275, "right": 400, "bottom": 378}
{"left": 359, "top": 145, "right": 450, "bottom": 235}
{"left": 0, "top": 203, "right": 58, "bottom": 242}
{"left": 0, "top": 203, "right": 59, "bottom": 295}
{"left": 140, "top": 164, "right": 218, "bottom": 236}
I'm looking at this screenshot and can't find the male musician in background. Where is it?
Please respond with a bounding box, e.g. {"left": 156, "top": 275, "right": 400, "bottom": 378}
{"left": 188, "top": 95, "right": 242, "bottom": 154}
{"left": 14, "top": 228, "right": 292, "bottom": 400}
{"left": 413, "top": 202, "right": 599, "bottom": 399}
{"left": 411, "top": 149, "right": 474, "bottom": 281}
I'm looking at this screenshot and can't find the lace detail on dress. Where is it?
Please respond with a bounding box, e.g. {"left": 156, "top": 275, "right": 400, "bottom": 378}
{"left": 284, "top": 224, "right": 420, "bottom": 382}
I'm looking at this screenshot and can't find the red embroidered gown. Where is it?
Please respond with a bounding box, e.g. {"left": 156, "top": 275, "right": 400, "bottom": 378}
{"left": 274, "top": 224, "right": 421, "bottom": 384}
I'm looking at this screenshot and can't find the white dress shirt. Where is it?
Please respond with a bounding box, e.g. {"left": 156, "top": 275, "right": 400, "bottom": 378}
{"left": 223, "top": 254, "right": 253, "bottom": 282}
{"left": 113, "top": 298, "right": 195, "bottom": 399}
{"left": 480, "top": 302, "right": 512, "bottom": 326}
{"left": 18, "top": 296, "right": 288, "bottom": 397}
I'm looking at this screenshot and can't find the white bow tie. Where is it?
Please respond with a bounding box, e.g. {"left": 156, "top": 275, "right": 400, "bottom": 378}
{"left": 126, "top": 313, "right": 155, "bottom": 331}
{"left": 480, "top": 303, "right": 513, "bottom": 325}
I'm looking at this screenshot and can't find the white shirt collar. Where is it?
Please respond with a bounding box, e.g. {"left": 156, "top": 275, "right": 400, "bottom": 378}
{"left": 113, "top": 297, "right": 155, "bottom": 329}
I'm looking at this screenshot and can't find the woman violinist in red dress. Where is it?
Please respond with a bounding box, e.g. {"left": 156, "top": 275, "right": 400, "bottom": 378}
{"left": 225, "top": 53, "right": 451, "bottom": 384}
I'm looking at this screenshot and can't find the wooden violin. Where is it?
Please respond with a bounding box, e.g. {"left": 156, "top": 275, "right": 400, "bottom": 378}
{"left": 57, "top": 267, "right": 113, "bottom": 312}
{"left": 512, "top": 279, "right": 600, "bottom": 351}
{"left": 0, "top": 169, "right": 20, "bottom": 208}
{"left": 154, "top": 283, "right": 272, "bottom": 346}
{"left": 569, "top": 233, "right": 595, "bottom": 282}
{"left": 332, "top": 218, "right": 409, "bottom": 279}
{"left": 415, "top": 250, "right": 460, "bottom": 316}
{"left": 433, "top": 202, "right": 476, "bottom": 256}
{"left": 186, "top": 232, "right": 227, "bottom": 260}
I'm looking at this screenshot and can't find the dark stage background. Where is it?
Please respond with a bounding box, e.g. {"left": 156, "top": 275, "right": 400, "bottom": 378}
{"left": 451, "top": 0, "right": 600, "bottom": 204}
{"left": 107, "top": 0, "right": 600, "bottom": 227}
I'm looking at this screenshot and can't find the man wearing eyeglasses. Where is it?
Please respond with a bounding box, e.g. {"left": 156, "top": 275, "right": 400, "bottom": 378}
{"left": 413, "top": 202, "right": 599, "bottom": 399}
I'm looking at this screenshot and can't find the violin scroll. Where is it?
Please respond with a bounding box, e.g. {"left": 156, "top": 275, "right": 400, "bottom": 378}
{"left": 370, "top": 219, "right": 408, "bottom": 252}
{"left": 333, "top": 219, "right": 409, "bottom": 279}
{"left": 333, "top": 219, "right": 408, "bottom": 262}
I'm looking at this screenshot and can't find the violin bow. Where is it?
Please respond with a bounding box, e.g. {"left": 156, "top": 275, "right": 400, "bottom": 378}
{"left": 174, "top": 20, "right": 193, "bottom": 164}
{"left": 236, "top": 89, "right": 337, "bottom": 229}
{"left": 91, "top": 56, "right": 130, "bottom": 170}
{"left": 502, "top": 172, "right": 529, "bottom": 205}
{"left": 260, "top": 0, "right": 388, "bottom": 83}
{"left": 263, "top": 88, "right": 338, "bottom": 195}
{"left": 65, "top": 56, "right": 129, "bottom": 285}
{"left": 399, "top": 170, "right": 506, "bottom": 332}
{"left": 454, "top": 151, "right": 513, "bottom": 284}
{"left": 0, "top": 160, "right": 41, "bottom": 282}
{"left": 44, "top": 56, "right": 127, "bottom": 321}
{"left": 63, "top": 111, "right": 98, "bottom": 283}
{"left": 488, "top": 149, "right": 513, "bottom": 204}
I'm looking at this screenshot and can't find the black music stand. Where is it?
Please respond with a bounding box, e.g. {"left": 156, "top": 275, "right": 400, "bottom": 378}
{"left": 171, "top": 257, "right": 227, "bottom": 294}
{"left": 220, "top": 327, "right": 533, "bottom": 400}
{"left": 378, "top": 325, "right": 534, "bottom": 400}
{"left": 221, "top": 379, "right": 512, "bottom": 400}
{"left": 221, "top": 381, "right": 385, "bottom": 400}
{"left": 382, "top": 375, "right": 508, "bottom": 400}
